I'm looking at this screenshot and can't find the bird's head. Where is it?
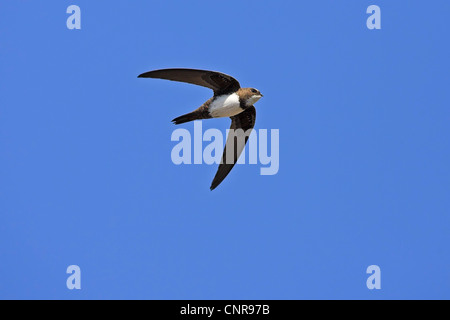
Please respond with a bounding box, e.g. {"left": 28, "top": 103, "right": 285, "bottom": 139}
{"left": 238, "top": 88, "right": 263, "bottom": 106}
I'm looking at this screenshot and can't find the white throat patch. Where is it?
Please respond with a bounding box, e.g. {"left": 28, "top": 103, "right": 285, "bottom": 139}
{"left": 246, "top": 94, "right": 262, "bottom": 106}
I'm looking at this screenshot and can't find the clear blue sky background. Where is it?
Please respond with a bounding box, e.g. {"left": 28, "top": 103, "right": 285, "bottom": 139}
{"left": 1, "top": 1, "right": 449, "bottom": 299}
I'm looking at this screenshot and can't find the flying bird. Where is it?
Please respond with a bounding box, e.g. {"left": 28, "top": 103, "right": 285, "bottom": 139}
{"left": 138, "top": 68, "right": 263, "bottom": 190}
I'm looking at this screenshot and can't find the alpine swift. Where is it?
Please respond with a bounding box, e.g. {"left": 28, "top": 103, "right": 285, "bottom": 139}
{"left": 138, "top": 68, "right": 263, "bottom": 190}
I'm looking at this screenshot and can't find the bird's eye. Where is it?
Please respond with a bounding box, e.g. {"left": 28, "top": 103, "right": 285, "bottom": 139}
{"left": 251, "top": 88, "right": 257, "bottom": 93}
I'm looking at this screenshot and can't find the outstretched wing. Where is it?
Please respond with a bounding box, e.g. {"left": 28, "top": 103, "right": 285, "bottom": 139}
{"left": 138, "top": 68, "right": 241, "bottom": 96}
{"left": 210, "top": 106, "right": 256, "bottom": 190}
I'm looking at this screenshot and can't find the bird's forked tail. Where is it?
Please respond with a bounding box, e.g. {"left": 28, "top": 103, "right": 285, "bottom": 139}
{"left": 172, "top": 110, "right": 207, "bottom": 125}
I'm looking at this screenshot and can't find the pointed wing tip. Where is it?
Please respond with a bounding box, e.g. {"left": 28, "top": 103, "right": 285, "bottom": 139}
{"left": 138, "top": 71, "right": 157, "bottom": 78}
{"left": 210, "top": 176, "right": 225, "bottom": 190}
{"left": 210, "top": 180, "right": 220, "bottom": 191}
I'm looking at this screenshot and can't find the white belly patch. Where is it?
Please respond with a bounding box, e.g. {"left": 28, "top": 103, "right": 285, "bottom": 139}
{"left": 209, "top": 93, "right": 243, "bottom": 118}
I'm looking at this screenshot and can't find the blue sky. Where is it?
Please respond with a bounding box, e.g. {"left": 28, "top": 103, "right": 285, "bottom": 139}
{"left": 1, "top": 1, "right": 449, "bottom": 299}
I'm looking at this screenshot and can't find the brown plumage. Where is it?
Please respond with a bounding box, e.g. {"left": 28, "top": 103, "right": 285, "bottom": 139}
{"left": 138, "top": 68, "right": 263, "bottom": 190}
{"left": 210, "top": 106, "right": 256, "bottom": 190}
{"left": 172, "top": 98, "right": 213, "bottom": 124}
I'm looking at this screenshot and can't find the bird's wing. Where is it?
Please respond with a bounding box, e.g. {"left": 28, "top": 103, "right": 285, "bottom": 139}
{"left": 138, "top": 68, "right": 241, "bottom": 96}
{"left": 210, "top": 106, "right": 256, "bottom": 190}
